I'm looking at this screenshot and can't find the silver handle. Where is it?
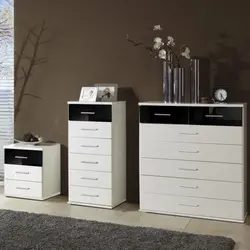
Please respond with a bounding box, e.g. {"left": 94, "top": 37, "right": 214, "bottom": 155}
{"left": 179, "top": 150, "right": 199, "bottom": 153}
{"left": 179, "top": 203, "right": 199, "bottom": 208}
{"left": 80, "top": 111, "right": 95, "bottom": 115}
{"left": 81, "top": 177, "right": 98, "bottom": 180}
{"left": 15, "top": 156, "right": 27, "bottom": 159}
{"left": 179, "top": 168, "right": 199, "bottom": 172}
{"left": 16, "top": 187, "right": 30, "bottom": 190}
{"left": 179, "top": 132, "right": 198, "bottom": 136}
{"left": 179, "top": 185, "right": 198, "bottom": 189}
{"left": 81, "top": 145, "right": 99, "bottom": 148}
{"left": 154, "top": 113, "right": 171, "bottom": 117}
{"left": 81, "top": 194, "right": 99, "bottom": 197}
{"left": 81, "top": 128, "right": 98, "bottom": 131}
{"left": 81, "top": 161, "right": 98, "bottom": 164}
{"left": 16, "top": 171, "right": 30, "bottom": 175}
{"left": 205, "top": 114, "right": 223, "bottom": 118}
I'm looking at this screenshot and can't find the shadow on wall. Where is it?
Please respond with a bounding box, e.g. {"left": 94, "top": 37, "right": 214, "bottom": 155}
{"left": 118, "top": 87, "right": 139, "bottom": 203}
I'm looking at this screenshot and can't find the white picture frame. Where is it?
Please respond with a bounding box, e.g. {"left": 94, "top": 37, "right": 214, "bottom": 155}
{"left": 94, "top": 83, "right": 118, "bottom": 102}
{"left": 79, "top": 87, "right": 98, "bottom": 102}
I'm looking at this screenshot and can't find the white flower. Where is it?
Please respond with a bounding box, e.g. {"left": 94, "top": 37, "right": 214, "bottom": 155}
{"left": 158, "top": 49, "right": 166, "bottom": 59}
{"left": 181, "top": 47, "right": 191, "bottom": 59}
{"left": 153, "top": 37, "right": 164, "bottom": 50}
{"left": 154, "top": 37, "right": 162, "bottom": 43}
{"left": 153, "top": 25, "right": 162, "bottom": 31}
{"left": 167, "top": 36, "right": 175, "bottom": 47}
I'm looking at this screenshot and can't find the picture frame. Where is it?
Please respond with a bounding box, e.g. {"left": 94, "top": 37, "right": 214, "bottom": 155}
{"left": 79, "top": 87, "right": 98, "bottom": 102}
{"left": 94, "top": 83, "right": 118, "bottom": 102}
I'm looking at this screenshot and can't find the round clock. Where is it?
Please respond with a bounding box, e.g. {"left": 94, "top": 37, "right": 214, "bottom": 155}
{"left": 214, "top": 88, "right": 228, "bottom": 103}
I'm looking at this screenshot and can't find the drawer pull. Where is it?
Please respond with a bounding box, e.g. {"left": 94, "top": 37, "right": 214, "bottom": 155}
{"left": 179, "top": 185, "right": 198, "bottom": 189}
{"left": 81, "top": 161, "right": 98, "bottom": 164}
{"left": 179, "top": 203, "right": 199, "bottom": 208}
{"left": 80, "top": 111, "right": 95, "bottom": 115}
{"left": 81, "top": 128, "right": 98, "bottom": 131}
{"left": 15, "top": 156, "right": 28, "bottom": 159}
{"left": 205, "top": 114, "right": 223, "bottom": 118}
{"left": 154, "top": 113, "right": 171, "bottom": 117}
{"left": 179, "top": 150, "right": 199, "bottom": 153}
{"left": 81, "top": 177, "right": 98, "bottom": 180}
{"left": 179, "top": 132, "right": 198, "bottom": 135}
{"left": 179, "top": 168, "right": 199, "bottom": 171}
{"left": 81, "top": 194, "right": 99, "bottom": 197}
{"left": 16, "top": 187, "right": 30, "bottom": 190}
{"left": 81, "top": 145, "right": 99, "bottom": 148}
{"left": 16, "top": 171, "right": 30, "bottom": 175}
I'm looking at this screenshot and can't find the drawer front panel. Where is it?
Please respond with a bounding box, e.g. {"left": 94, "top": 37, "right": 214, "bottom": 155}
{"left": 141, "top": 176, "right": 242, "bottom": 201}
{"left": 140, "top": 106, "right": 188, "bottom": 125}
{"left": 140, "top": 193, "right": 243, "bottom": 221}
{"left": 189, "top": 107, "right": 242, "bottom": 126}
{"left": 69, "top": 153, "right": 111, "bottom": 172}
{"left": 69, "top": 186, "right": 112, "bottom": 206}
{"left": 140, "top": 158, "right": 243, "bottom": 182}
{"left": 140, "top": 124, "right": 243, "bottom": 145}
{"left": 4, "top": 164, "right": 42, "bottom": 182}
{"left": 5, "top": 180, "right": 42, "bottom": 199}
{"left": 4, "top": 149, "right": 43, "bottom": 167}
{"left": 141, "top": 141, "right": 242, "bottom": 164}
{"left": 69, "top": 170, "right": 111, "bottom": 189}
{"left": 69, "top": 121, "right": 111, "bottom": 139}
{"left": 69, "top": 104, "right": 112, "bottom": 122}
{"left": 69, "top": 138, "right": 111, "bottom": 155}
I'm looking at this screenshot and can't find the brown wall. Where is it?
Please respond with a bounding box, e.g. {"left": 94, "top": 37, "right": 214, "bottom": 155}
{"left": 15, "top": 0, "right": 250, "bottom": 204}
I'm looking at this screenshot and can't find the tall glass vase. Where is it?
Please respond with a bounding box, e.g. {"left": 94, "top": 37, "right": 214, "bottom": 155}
{"left": 173, "top": 67, "right": 185, "bottom": 103}
{"left": 163, "top": 52, "right": 173, "bottom": 103}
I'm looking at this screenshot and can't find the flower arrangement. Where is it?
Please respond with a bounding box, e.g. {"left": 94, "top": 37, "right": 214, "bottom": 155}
{"left": 127, "top": 24, "right": 191, "bottom": 67}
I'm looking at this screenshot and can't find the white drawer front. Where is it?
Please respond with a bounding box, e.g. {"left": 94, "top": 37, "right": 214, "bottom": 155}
{"left": 69, "top": 138, "right": 111, "bottom": 155}
{"left": 141, "top": 141, "right": 242, "bottom": 164}
{"left": 69, "top": 186, "right": 111, "bottom": 206}
{"left": 69, "top": 153, "right": 111, "bottom": 172}
{"left": 69, "top": 170, "right": 111, "bottom": 189}
{"left": 140, "top": 124, "right": 242, "bottom": 145}
{"left": 69, "top": 121, "right": 111, "bottom": 139}
{"left": 140, "top": 158, "right": 243, "bottom": 182}
{"left": 4, "top": 164, "right": 42, "bottom": 182}
{"left": 141, "top": 176, "right": 242, "bottom": 201}
{"left": 140, "top": 193, "right": 244, "bottom": 221}
{"left": 5, "top": 180, "right": 42, "bottom": 199}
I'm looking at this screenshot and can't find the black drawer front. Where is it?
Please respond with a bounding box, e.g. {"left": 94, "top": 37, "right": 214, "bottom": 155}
{"left": 4, "top": 149, "right": 43, "bottom": 167}
{"left": 189, "top": 107, "right": 242, "bottom": 126}
{"left": 140, "top": 106, "right": 189, "bottom": 124}
{"left": 69, "top": 104, "right": 112, "bottom": 122}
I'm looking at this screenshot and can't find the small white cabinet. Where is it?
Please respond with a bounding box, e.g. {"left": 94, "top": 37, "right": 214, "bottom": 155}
{"left": 4, "top": 143, "right": 61, "bottom": 200}
{"left": 68, "top": 101, "right": 126, "bottom": 209}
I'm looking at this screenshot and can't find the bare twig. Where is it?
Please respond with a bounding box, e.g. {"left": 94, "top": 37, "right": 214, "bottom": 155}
{"left": 23, "top": 93, "right": 42, "bottom": 99}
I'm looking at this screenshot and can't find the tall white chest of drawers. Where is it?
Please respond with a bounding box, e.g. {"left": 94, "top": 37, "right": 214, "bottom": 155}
{"left": 68, "top": 101, "right": 126, "bottom": 209}
{"left": 139, "top": 102, "right": 247, "bottom": 222}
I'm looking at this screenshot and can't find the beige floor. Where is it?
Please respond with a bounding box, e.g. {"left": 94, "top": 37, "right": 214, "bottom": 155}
{"left": 0, "top": 190, "right": 249, "bottom": 250}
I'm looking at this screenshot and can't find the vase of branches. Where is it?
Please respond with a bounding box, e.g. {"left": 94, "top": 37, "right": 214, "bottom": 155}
{"left": 127, "top": 25, "right": 191, "bottom": 103}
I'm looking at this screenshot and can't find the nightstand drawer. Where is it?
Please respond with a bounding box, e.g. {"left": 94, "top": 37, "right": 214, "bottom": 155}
{"left": 4, "top": 164, "right": 42, "bottom": 182}
{"left": 4, "top": 149, "right": 43, "bottom": 167}
{"left": 69, "top": 104, "right": 112, "bottom": 122}
{"left": 5, "top": 180, "right": 42, "bottom": 199}
{"left": 69, "top": 121, "right": 111, "bottom": 139}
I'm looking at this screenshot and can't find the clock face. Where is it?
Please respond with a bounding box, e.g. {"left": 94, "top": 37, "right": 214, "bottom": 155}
{"left": 215, "top": 88, "right": 227, "bottom": 102}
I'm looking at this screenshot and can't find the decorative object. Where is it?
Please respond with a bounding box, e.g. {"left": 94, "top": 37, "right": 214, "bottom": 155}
{"left": 139, "top": 102, "right": 246, "bottom": 223}
{"left": 94, "top": 83, "right": 118, "bottom": 102}
{"left": 79, "top": 87, "right": 98, "bottom": 102}
{"left": 213, "top": 87, "right": 228, "bottom": 103}
{"left": 4, "top": 142, "right": 61, "bottom": 200}
{"left": 200, "top": 97, "right": 210, "bottom": 103}
{"left": 14, "top": 132, "right": 43, "bottom": 145}
{"left": 0, "top": 210, "right": 235, "bottom": 250}
{"left": 68, "top": 101, "right": 126, "bottom": 208}
{"left": 127, "top": 25, "right": 191, "bottom": 103}
{"left": 173, "top": 67, "right": 185, "bottom": 103}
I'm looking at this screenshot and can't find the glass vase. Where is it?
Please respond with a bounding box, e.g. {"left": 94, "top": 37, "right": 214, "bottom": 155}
{"left": 173, "top": 67, "right": 185, "bottom": 103}
{"left": 163, "top": 52, "right": 173, "bottom": 103}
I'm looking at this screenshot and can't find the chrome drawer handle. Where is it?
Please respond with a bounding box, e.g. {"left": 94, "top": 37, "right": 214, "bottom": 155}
{"left": 179, "top": 168, "right": 199, "bottom": 172}
{"left": 81, "top": 145, "right": 99, "bottom": 148}
{"left": 179, "top": 150, "right": 199, "bottom": 153}
{"left": 179, "top": 132, "right": 198, "bottom": 135}
{"left": 179, "top": 185, "right": 198, "bottom": 189}
{"left": 154, "top": 113, "right": 171, "bottom": 117}
{"left": 81, "top": 161, "right": 98, "bottom": 164}
{"left": 81, "top": 128, "right": 98, "bottom": 131}
{"left": 179, "top": 203, "right": 199, "bottom": 208}
{"left": 81, "top": 177, "right": 98, "bottom": 180}
{"left": 15, "top": 156, "right": 28, "bottom": 159}
{"left": 205, "top": 114, "right": 223, "bottom": 118}
{"left": 16, "top": 187, "right": 30, "bottom": 190}
{"left": 80, "top": 111, "right": 95, "bottom": 115}
{"left": 81, "top": 194, "right": 99, "bottom": 197}
{"left": 16, "top": 171, "right": 30, "bottom": 175}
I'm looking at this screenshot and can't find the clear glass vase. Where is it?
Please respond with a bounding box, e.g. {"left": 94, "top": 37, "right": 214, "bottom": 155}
{"left": 163, "top": 52, "right": 173, "bottom": 103}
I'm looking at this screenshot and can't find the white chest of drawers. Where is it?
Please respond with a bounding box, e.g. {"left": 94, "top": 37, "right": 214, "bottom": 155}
{"left": 4, "top": 143, "right": 61, "bottom": 200}
{"left": 139, "top": 102, "right": 247, "bottom": 222}
{"left": 68, "top": 101, "right": 126, "bottom": 209}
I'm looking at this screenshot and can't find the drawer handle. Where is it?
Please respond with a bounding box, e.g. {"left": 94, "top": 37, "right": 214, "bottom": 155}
{"left": 16, "top": 187, "right": 30, "bottom": 190}
{"left": 81, "top": 194, "right": 99, "bottom": 197}
{"left": 81, "top": 111, "right": 95, "bottom": 115}
{"left": 179, "top": 185, "right": 198, "bottom": 189}
{"left": 81, "top": 128, "right": 98, "bottom": 131}
{"left": 179, "top": 203, "right": 199, "bottom": 208}
{"left": 81, "top": 161, "right": 98, "bottom": 164}
{"left": 154, "top": 113, "right": 171, "bottom": 117}
{"left": 16, "top": 171, "right": 30, "bottom": 175}
{"left": 81, "top": 177, "right": 98, "bottom": 180}
{"left": 179, "top": 132, "right": 198, "bottom": 136}
{"left": 81, "top": 145, "right": 99, "bottom": 148}
{"left": 179, "top": 150, "right": 199, "bottom": 153}
{"left": 15, "top": 156, "right": 28, "bottom": 159}
{"left": 179, "top": 168, "right": 199, "bottom": 172}
{"left": 205, "top": 114, "right": 223, "bottom": 118}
